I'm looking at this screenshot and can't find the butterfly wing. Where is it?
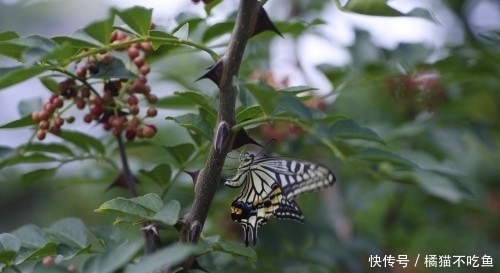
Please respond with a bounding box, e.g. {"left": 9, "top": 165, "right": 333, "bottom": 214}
{"left": 255, "top": 157, "right": 336, "bottom": 200}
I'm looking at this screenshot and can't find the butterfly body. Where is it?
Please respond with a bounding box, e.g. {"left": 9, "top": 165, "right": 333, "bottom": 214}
{"left": 225, "top": 152, "right": 336, "bottom": 246}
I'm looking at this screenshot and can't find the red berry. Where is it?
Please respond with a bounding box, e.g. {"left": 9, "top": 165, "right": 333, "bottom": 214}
{"left": 139, "top": 64, "right": 150, "bottom": 75}
{"left": 44, "top": 103, "right": 56, "bottom": 114}
{"left": 128, "top": 46, "right": 140, "bottom": 60}
{"left": 53, "top": 98, "right": 64, "bottom": 108}
{"left": 90, "top": 105, "right": 103, "bottom": 117}
{"left": 66, "top": 116, "right": 75, "bottom": 124}
{"left": 54, "top": 117, "right": 64, "bottom": 127}
{"left": 129, "top": 105, "right": 140, "bottom": 115}
{"left": 101, "top": 53, "right": 114, "bottom": 65}
{"left": 39, "top": 120, "right": 50, "bottom": 130}
{"left": 127, "top": 95, "right": 139, "bottom": 105}
{"left": 147, "top": 93, "right": 158, "bottom": 104}
{"left": 133, "top": 56, "right": 145, "bottom": 67}
{"left": 76, "top": 66, "right": 87, "bottom": 78}
{"left": 143, "top": 125, "right": 157, "bottom": 138}
{"left": 32, "top": 111, "right": 41, "bottom": 122}
{"left": 80, "top": 87, "right": 91, "bottom": 98}
{"left": 125, "top": 129, "right": 136, "bottom": 141}
{"left": 50, "top": 126, "right": 61, "bottom": 135}
{"left": 75, "top": 97, "right": 86, "bottom": 109}
{"left": 83, "top": 113, "right": 93, "bottom": 123}
{"left": 42, "top": 256, "right": 54, "bottom": 266}
{"left": 39, "top": 111, "right": 50, "bottom": 121}
{"left": 67, "top": 265, "right": 77, "bottom": 272}
{"left": 139, "top": 42, "right": 153, "bottom": 52}
{"left": 36, "top": 130, "right": 46, "bottom": 141}
{"left": 146, "top": 107, "right": 157, "bottom": 117}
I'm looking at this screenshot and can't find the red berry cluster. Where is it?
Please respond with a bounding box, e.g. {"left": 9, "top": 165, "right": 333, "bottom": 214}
{"left": 33, "top": 29, "right": 159, "bottom": 141}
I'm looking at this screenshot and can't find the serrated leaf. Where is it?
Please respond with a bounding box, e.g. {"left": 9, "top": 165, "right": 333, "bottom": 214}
{"left": 46, "top": 218, "right": 88, "bottom": 250}
{"left": 153, "top": 200, "right": 181, "bottom": 226}
{"left": 21, "top": 168, "right": 58, "bottom": 185}
{"left": 216, "top": 241, "right": 257, "bottom": 263}
{"left": 123, "top": 244, "right": 197, "bottom": 273}
{"left": 82, "top": 240, "right": 143, "bottom": 273}
{"left": 175, "top": 91, "right": 217, "bottom": 118}
{"left": 0, "top": 66, "right": 53, "bottom": 90}
{"left": 90, "top": 58, "right": 137, "bottom": 79}
{"left": 162, "top": 143, "right": 195, "bottom": 165}
{"left": 166, "top": 114, "right": 213, "bottom": 141}
{"left": 139, "top": 163, "right": 172, "bottom": 188}
{"left": 114, "top": 6, "right": 153, "bottom": 36}
{"left": 0, "top": 114, "right": 34, "bottom": 129}
{"left": 84, "top": 17, "right": 114, "bottom": 46}
{"left": 236, "top": 105, "right": 262, "bottom": 122}
{"left": 57, "top": 130, "right": 105, "bottom": 154}
{"left": 329, "top": 119, "right": 385, "bottom": 144}
{"left": 355, "top": 148, "right": 417, "bottom": 169}
{"left": 18, "top": 97, "right": 42, "bottom": 117}
{"left": 0, "top": 233, "right": 21, "bottom": 263}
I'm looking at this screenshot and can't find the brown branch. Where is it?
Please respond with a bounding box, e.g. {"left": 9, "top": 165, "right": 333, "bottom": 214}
{"left": 179, "top": 0, "right": 262, "bottom": 268}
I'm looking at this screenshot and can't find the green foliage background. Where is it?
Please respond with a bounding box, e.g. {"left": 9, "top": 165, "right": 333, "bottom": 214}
{"left": 0, "top": 0, "right": 499, "bottom": 272}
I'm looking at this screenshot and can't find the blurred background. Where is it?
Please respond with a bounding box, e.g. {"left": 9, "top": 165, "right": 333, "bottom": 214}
{"left": 1, "top": 0, "right": 499, "bottom": 272}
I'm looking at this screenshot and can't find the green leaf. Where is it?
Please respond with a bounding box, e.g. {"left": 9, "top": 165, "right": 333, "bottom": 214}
{"left": 17, "top": 97, "right": 42, "bottom": 117}
{"left": 329, "top": 119, "right": 385, "bottom": 144}
{"left": 0, "top": 233, "right": 21, "bottom": 263}
{"left": 39, "top": 77, "right": 60, "bottom": 93}
{"left": 413, "top": 171, "right": 468, "bottom": 203}
{"left": 174, "top": 91, "right": 217, "bottom": 118}
{"left": 162, "top": 143, "right": 195, "bottom": 165}
{"left": 84, "top": 17, "right": 114, "bottom": 46}
{"left": 0, "top": 66, "right": 53, "bottom": 90}
{"left": 236, "top": 105, "right": 263, "bottom": 122}
{"left": 21, "top": 168, "right": 58, "bottom": 185}
{"left": 204, "top": 0, "right": 223, "bottom": 15}
{"left": 339, "top": 0, "right": 402, "bottom": 16}
{"left": 156, "top": 95, "right": 197, "bottom": 109}
{"left": 0, "top": 41, "right": 26, "bottom": 60}
{"left": 82, "top": 240, "right": 143, "bottom": 273}
{"left": 131, "top": 193, "right": 164, "bottom": 212}
{"left": 89, "top": 227, "right": 121, "bottom": 249}
{"left": 57, "top": 130, "right": 105, "bottom": 154}
{"left": 277, "top": 85, "right": 318, "bottom": 94}
{"left": 202, "top": 22, "right": 233, "bottom": 43}
{"left": 216, "top": 241, "right": 257, "bottom": 263}
{"left": 0, "top": 153, "right": 58, "bottom": 169}
{"left": 11, "top": 225, "right": 56, "bottom": 263}
{"left": 274, "top": 19, "right": 325, "bottom": 36}
{"left": 173, "top": 22, "right": 190, "bottom": 40}
{"left": 245, "top": 83, "right": 278, "bottom": 115}
{"left": 139, "top": 163, "right": 172, "bottom": 188}
{"left": 0, "top": 31, "right": 19, "bottom": 41}
{"left": 166, "top": 114, "right": 214, "bottom": 141}
{"left": 153, "top": 200, "right": 181, "bottom": 226}
{"left": 149, "top": 30, "right": 177, "bottom": 50}
{"left": 95, "top": 193, "right": 163, "bottom": 220}
{"left": 114, "top": 6, "right": 153, "bottom": 36}
{"left": 90, "top": 58, "right": 137, "bottom": 79}
{"left": 0, "top": 146, "right": 15, "bottom": 159}
{"left": 274, "top": 95, "right": 313, "bottom": 121}
{"left": 52, "top": 30, "right": 102, "bottom": 48}
{"left": 46, "top": 218, "right": 88, "bottom": 250}
{"left": 0, "top": 114, "right": 34, "bottom": 129}
{"left": 354, "top": 148, "right": 417, "bottom": 169}
{"left": 123, "top": 244, "right": 198, "bottom": 273}
{"left": 21, "top": 143, "right": 74, "bottom": 157}
{"left": 31, "top": 263, "right": 73, "bottom": 273}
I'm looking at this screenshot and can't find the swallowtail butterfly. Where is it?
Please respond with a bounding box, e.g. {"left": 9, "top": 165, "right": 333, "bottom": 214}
{"left": 225, "top": 152, "right": 336, "bottom": 246}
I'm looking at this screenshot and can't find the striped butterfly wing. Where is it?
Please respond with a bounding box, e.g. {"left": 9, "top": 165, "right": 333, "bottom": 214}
{"left": 225, "top": 153, "right": 336, "bottom": 246}
{"left": 254, "top": 157, "right": 336, "bottom": 200}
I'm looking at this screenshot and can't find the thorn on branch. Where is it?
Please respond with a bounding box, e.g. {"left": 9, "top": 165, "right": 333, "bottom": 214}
{"left": 252, "top": 6, "right": 283, "bottom": 38}
{"left": 195, "top": 59, "right": 223, "bottom": 85}
{"left": 232, "top": 129, "right": 262, "bottom": 150}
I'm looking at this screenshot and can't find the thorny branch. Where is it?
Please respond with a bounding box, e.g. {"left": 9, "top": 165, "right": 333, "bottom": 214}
{"left": 178, "top": 0, "right": 262, "bottom": 269}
